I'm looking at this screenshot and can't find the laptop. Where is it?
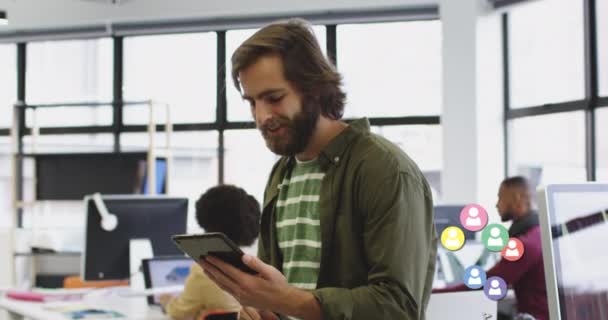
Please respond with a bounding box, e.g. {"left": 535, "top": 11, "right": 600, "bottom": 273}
{"left": 141, "top": 256, "right": 193, "bottom": 305}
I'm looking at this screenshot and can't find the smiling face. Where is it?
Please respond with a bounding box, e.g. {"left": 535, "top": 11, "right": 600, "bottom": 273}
{"left": 239, "top": 53, "right": 320, "bottom": 156}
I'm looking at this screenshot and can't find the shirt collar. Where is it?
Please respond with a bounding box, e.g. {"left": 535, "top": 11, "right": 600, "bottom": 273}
{"left": 318, "top": 118, "right": 370, "bottom": 170}
{"left": 508, "top": 211, "right": 539, "bottom": 237}
{"left": 284, "top": 118, "right": 370, "bottom": 171}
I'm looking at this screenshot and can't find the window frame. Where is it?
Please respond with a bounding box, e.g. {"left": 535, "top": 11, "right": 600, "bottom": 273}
{"left": 3, "top": 13, "right": 443, "bottom": 227}
{"left": 503, "top": 0, "right": 607, "bottom": 182}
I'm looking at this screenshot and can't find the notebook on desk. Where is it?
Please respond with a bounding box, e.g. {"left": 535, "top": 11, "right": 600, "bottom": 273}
{"left": 141, "top": 256, "right": 192, "bottom": 305}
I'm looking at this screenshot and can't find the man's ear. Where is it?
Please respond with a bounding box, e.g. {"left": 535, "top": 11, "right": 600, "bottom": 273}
{"left": 514, "top": 192, "right": 527, "bottom": 211}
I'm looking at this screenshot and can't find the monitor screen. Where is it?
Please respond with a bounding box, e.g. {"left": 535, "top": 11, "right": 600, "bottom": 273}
{"left": 142, "top": 256, "right": 192, "bottom": 305}
{"left": 83, "top": 195, "right": 188, "bottom": 281}
{"left": 539, "top": 184, "right": 608, "bottom": 320}
{"left": 36, "top": 153, "right": 166, "bottom": 200}
{"left": 434, "top": 205, "right": 476, "bottom": 241}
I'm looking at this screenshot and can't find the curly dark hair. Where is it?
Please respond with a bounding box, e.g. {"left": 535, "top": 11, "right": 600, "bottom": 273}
{"left": 195, "top": 185, "right": 261, "bottom": 246}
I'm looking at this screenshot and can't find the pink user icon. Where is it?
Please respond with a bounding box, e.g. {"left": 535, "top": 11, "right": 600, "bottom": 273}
{"left": 459, "top": 204, "right": 488, "bottom": 231}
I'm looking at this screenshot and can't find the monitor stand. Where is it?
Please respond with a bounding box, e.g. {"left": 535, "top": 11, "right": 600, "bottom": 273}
{"left": 129, "top": 238, "right": 153, "bottom": 291}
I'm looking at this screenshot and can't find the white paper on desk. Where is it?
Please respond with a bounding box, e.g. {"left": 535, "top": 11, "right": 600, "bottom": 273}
{"left": 117, "top": 285, "right": 184, "bottom": 297}
{"left": 33, "top": 288, "right": 94, "bottom": 296}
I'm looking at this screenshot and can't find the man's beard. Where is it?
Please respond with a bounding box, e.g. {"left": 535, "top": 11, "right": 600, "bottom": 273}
{"left": 501, "top": 210, "right": 514, "bottom": 222}
{"left": 258, "top": 97, "right": 320, "bottom": 156}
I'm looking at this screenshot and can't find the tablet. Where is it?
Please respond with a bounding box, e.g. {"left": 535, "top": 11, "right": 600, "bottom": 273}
{"left": 141, "top": 255, "right": 192, "bottom": 305}
{"left": 172, "top": 232, "right": 256, "bottom": 275}
{"left": 204, "top": 311, "right": 239, "bottom": 320}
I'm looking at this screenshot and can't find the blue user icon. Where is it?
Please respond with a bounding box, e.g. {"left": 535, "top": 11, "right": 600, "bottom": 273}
{"left": 463, "top": 265, "right": 486, "bottom": 289}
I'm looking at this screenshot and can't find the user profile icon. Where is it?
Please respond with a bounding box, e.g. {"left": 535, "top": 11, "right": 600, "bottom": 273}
{"left": 501, "top": 238, "right": 525, "bottom": 261}
{"left": 484, "top": 276, "right": 507, "bottom": 301}
{"left": 440, "top": 226, "right": 465, "bottom": 251}
{"left": 481, "top": 224, "right": 509, "bottom": 252}
{"left": 459, "top": 204, "right": 488, "bottom": 232}
{"left": 463, "top": 265, "right": 486, "bottom": 289}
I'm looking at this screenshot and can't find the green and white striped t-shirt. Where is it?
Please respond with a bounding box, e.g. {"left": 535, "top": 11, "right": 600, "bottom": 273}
{"left": 276, "top": 158, "right": 324, "bottom": 291}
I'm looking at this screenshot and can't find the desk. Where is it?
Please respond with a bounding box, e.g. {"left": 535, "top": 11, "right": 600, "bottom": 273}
{"left": 427, "top": 291, "right": 496, "bottom": 319}
{"left": 0, "top": 288, "right": 167, "bottom": 320}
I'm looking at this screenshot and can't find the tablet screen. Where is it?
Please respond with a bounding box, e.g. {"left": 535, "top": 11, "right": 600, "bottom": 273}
{"left": 143, "top": 256, "right": 192, "bottom": 305}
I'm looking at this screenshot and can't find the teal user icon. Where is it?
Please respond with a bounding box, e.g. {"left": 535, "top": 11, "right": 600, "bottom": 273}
{"left": 481, "top": 224, "right": 509, "bottom": 251}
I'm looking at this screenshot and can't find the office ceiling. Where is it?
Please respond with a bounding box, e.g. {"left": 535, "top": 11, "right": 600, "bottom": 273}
{"left": 0, "top": 0, "right": 438, "bottom": 34}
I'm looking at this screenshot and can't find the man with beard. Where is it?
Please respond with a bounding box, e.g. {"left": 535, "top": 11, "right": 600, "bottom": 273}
{"left": 435, "top": 176, "right": 549, "bottom": 320}
{"left": 200, "top": 19, "right": 437, "bottom": 320}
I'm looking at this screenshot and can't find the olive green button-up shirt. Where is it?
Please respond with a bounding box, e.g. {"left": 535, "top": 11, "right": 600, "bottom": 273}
{"left": 259, "top": 118, "right": 437, "bottom": 320}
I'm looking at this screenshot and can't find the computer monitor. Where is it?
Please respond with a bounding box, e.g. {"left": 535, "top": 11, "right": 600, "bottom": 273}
{"left": 141, "top": 159, "right": 167, "bottom": 194}
{"left": 434, "top": 205, "right": 476, "bottom": 241}
{"left": 36, "top": 152, "right": 167, "bottom": 200}
{"left": 82, "top": 195, "right": 188, "bottom": 281}
{"left": 538, "top": 183, "right": 608, "bottom": 320}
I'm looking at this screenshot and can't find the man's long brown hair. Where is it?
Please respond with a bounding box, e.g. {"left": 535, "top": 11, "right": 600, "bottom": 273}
{"left": 231, "top": 18, "right": 346, "bottom": 120}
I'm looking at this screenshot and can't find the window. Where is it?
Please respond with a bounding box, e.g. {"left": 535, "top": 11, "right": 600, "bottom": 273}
{"left": 226, "top": 29, "right": 257, "bottom": 122}
{"left": 372, "top": 125, "right": 442, "bottom": 201}
{"left": 121, "top": 131, "right": 219, "bottom": 231}
{"left": 224, "top": 129, "right": 279, "bottom": 204}
{"left": 509, "top": 0, "right": 585, "bottom": 108}
{"left": 123, "top": 33, "right": 217, "bottom": 124}
{"left": 337, "top": 21, "right": 441, "bottom": 118}
{"left": 0, "top": 44, "right": 16, "bottom": 128}
{"left": 8, "top": 20, "right": 444, "bottom": 234}
{"left": 22, "top": 133, "right": 114, "bottom": 154}
{"left": 226, "top": 26, "right": 326, "bottom": 122}
{"left": 599, "top": 0, "right": 608, "bottom": 96}
{"left": 508, "top": 112, "right": 586, "bottom": 187}
{"left": 26, "top": 39, "right": 113, "bottom": 127}
{"left": 24, "top": 106, "right": 113, "bottom": 128}
{"left": 596, "top": 108, "right": 608, "bottom": 181}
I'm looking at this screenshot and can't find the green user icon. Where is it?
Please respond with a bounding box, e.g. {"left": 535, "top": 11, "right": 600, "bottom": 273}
{"left": 481, "top": 224, "right": 509, "bottom": 252}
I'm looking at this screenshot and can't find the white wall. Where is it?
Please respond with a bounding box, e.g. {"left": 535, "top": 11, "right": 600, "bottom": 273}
{"left": 475, "top": 9, "right": 505, "bottom": 221}
{"left": 440, "top": 0, "right": 505, "bottom": 219}
{"left": 0, "top": 0, "right": 435, "bottom": 31}
{"left": 440, "top": 0, "right": 479, "bottom": 204}
{"left": 0, "top": 228, "right": 14, "bottom": 287}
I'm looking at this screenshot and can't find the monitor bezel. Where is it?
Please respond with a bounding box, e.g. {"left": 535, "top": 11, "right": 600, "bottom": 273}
{"left": 538, "top": 183, "right": 608, "bottom": 320}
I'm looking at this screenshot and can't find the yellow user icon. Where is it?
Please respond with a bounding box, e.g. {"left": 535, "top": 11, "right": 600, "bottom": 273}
{"left": 441, "top": 226, "right": 465, "bottom": 251}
